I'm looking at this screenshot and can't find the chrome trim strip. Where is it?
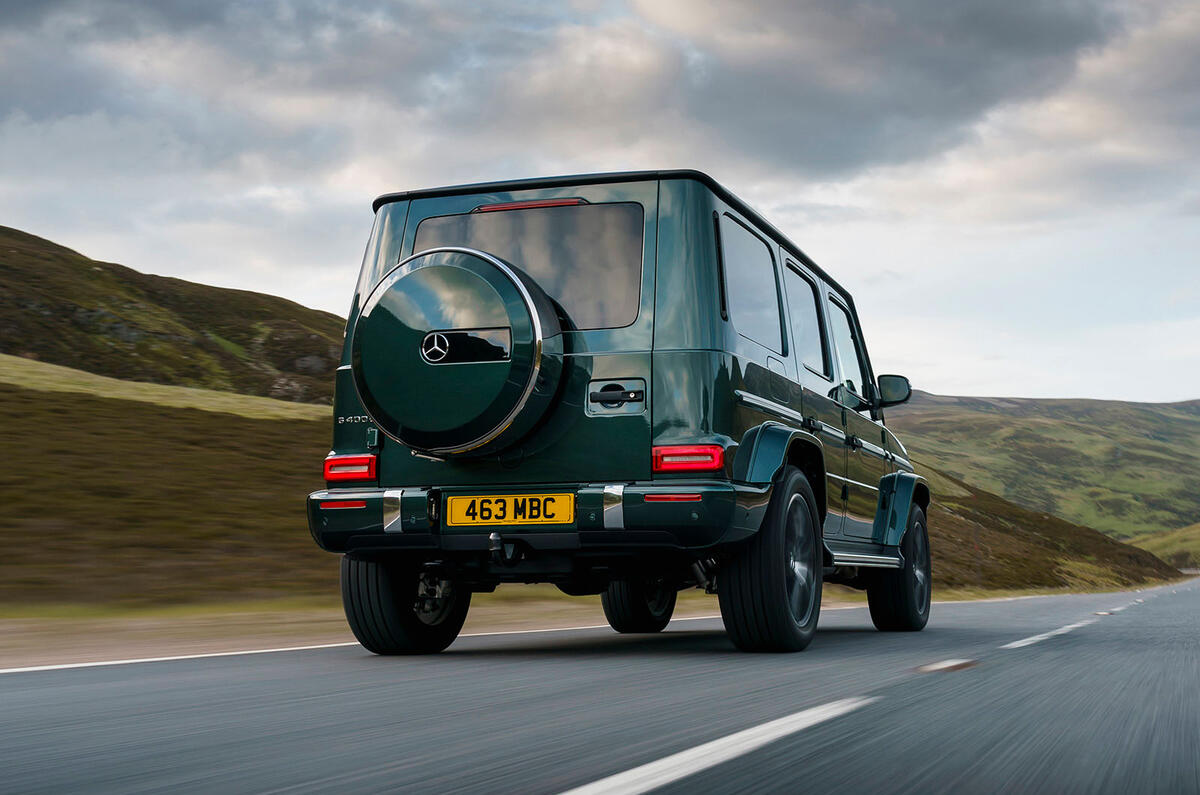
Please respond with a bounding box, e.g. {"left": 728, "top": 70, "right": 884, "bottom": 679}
{"left": 603, "top": 484, "right": 625, "bottom": 530}
{"left": 383, "top": 488, "right": 404, "bottom": 533}
{"left": 859, "top": 440, "right": 888, "bottom": 458}
{"left": 336, "top": 364, "right": 352, "bottom": 372}
{"left": 735, "top": 390, "right": 805, "bottom": 425}
{"left": 735, "top": 390, "right": 846, "bottom": 441}
{"left": 832, "top": 552, "right": 903, "bottom": 569}
{"left": 826, "top": 473, "right": 879, "bottom": 491}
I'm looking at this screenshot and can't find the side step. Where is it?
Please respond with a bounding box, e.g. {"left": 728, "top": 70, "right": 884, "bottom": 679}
{"left": 831, "top": 551, "right": 903, "bottom": 569}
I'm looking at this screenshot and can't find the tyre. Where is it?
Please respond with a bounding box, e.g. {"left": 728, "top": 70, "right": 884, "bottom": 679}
{"left": 341, "top": 556, "right": 471, "bottom": 654}
{"left": 601, "top": 578, "right": 677, "bottom": 633}
{"left": 867, "top": 505, "right": 931, "bottom": 631}
{"left": 719, "top": 466, "right": 823, "bottom": 652}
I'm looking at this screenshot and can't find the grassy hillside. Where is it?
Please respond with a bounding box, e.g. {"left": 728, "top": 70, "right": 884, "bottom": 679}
{"left": 0, "top": 359, "right": 335, "bottom": 606}
{"left": 887, "top": 391, "right": 1200, "bottom": 540}
{"left": 0, "top": 356, "right": 1175, "bottom": 607}
{"left": 0, "top": 225, "right": 345, "bottom": 403}
{"left": 1129, "top": 523, "right": 1200, "bottom": 569}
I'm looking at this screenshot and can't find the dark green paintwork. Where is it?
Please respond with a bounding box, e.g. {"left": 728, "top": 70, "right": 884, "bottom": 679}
{"left": 873, "top": 471, "right": 929, "bottom": 547}
{"left": 311, "top": 170, "right": 924, "bottom": 565}
{"left": 732, "top": 423, "right": 825, "bottom": 486}
{"left": 351, "top": 248, "right": 560, "bottom": 454}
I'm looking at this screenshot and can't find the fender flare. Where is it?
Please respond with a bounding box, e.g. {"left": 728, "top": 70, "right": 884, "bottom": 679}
{"left": 873, "top": 471, "right": 930, "bottom": 547}
{"left": 732, "top": 421, "right": 825, "bottom": 486}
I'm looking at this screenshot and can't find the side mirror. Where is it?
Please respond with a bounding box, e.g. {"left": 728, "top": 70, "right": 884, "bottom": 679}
{"left": 876, "top": 374, "right": 911, "bottom": 407}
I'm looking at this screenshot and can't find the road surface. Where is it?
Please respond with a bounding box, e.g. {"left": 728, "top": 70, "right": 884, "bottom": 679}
{"left": 3, "top": 580, "right": 1198, "bottom": 794}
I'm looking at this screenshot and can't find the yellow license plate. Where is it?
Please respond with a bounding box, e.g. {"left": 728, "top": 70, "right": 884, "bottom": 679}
{"left": 445, "top": 494, "right": 574, "bottom": 526}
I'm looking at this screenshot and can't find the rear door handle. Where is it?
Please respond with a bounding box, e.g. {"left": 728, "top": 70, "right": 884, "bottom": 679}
{"left": 589, "top": 389, "right": 644, "bottom": 405}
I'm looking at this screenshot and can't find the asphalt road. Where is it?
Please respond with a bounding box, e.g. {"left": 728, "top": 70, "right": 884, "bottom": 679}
{"left": 3, "top": 580, "right": 1198, "bottom": 794}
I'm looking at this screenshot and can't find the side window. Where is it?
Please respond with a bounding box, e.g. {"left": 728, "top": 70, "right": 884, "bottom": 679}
{"left": 719, "top": 215, "right": 783, "bottom": 353}
{"left": 828, "top": 299, "right": 870, "bottom": 399}
{"left": 783, "top": 265, "right": 829, "bottom": 378}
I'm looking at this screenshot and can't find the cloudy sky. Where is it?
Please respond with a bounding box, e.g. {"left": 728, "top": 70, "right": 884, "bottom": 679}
{"left": 2, "top": 0, "right": 1197, "bottom": 401}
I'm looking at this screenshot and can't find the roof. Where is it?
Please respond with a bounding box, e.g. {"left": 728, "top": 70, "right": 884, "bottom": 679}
{"left": 371, "top": 169, "right": 852, "bottom": 302}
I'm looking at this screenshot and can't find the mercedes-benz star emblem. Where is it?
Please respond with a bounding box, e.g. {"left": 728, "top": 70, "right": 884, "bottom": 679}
{"left": 421, "top": 332, "right": 450, "bottom": 363}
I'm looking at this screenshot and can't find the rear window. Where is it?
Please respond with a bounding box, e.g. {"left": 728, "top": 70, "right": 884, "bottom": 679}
{"left": 414, "top": 202, "right": 644, "bottom": 330}
{"left": 719, "top": 214, "right": 783, "bottom": 353}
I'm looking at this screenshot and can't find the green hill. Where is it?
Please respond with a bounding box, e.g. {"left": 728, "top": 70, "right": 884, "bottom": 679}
{"left": 0, "top": 355, "right": 1175, "bottom": 606}
{"left": 1129, "top": 523, "right": 1200, "bottom": 569}
{"left": 887, "top": 392, "right": 1200, "bottom": 540}
{"left": 0, "top": 225, "right": 345, "bottom": 403}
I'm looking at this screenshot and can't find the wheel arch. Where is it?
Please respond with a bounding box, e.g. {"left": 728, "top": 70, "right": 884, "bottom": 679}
{"left": 731, "top": 421, "right": 828, "bottom": 555}
{"left": 875, "top": 471, "right": 931, "bottom": 548}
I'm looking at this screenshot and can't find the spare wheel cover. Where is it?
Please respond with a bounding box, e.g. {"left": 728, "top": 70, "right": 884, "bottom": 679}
{"left": 351, "top": 246, "right": 563, "bottom": 456}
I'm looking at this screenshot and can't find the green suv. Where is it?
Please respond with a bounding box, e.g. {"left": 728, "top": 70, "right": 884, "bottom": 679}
{"left": 307, "top": 170, "right": 930, "bottom": 654}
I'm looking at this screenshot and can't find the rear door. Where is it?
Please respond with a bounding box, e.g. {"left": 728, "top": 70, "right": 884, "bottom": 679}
{"left": 826, "top": 295, "right": 891, "bottom": 542}
{"left": 373, "top": 180, "right": 658, "bottom": 486}
{"left": 781, "top": 259, "right": 847, "bottom": 539}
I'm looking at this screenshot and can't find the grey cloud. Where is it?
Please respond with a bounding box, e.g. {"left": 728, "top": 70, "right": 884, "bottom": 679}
{"left": 637, "top": 0, "right": 1128, "bottom": 176}
{"left": 0, "top": 0, "right": 1141, "bottom": 187}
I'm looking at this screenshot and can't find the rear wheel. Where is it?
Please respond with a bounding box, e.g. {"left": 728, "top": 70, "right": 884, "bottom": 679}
{"left": 719, "top": 466, "right": 823, "bottom": 652}
{"left": 341, "top": 556, "right": 471, "bottom": 654}
{"left": 601, "top": 578, "right": 677, "bottom": 633}
{"left": 867, "top": 505, "right": 931, "bottom": 631}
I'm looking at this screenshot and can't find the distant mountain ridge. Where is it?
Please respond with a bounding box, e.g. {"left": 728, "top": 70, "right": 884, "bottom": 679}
{"left": 0, "top": 225, "right": 345, "bottom": 403}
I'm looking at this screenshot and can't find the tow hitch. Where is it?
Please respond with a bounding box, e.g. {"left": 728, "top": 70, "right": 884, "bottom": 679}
{"left": 488, "top": 531, "right": 522, "bottom": 566}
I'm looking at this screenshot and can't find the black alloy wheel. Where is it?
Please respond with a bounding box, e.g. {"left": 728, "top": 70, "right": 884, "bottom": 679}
{"left": 719, "top": 466, "right": 824, "bottom": 652}
{"left": 867, "top": 505, "right": 931, "bottom": 632}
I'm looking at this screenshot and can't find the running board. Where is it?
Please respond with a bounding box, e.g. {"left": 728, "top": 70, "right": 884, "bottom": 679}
{"left": 831, "top": 551, "right": 903, "bottom": 569}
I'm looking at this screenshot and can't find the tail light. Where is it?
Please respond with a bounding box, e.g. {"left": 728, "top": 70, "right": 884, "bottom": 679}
{"left": 652, "top": 445, "right": 725, "bottom": 473}
{"left": 323, "top": 453, "right": 377, "bottom": 482}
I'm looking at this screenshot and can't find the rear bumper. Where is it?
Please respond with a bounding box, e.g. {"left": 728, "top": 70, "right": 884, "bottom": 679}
{"left": 307, "top": 480, "right": 771, "bottom": 555}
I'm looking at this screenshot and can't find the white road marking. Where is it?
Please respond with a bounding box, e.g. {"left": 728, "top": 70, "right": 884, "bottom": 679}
{"left": 558, "top": 697, "right": 876, "bottom": 795}
{"left": 1000, "top": 619, "right": 1097, "bottom": 649}
{"left": 0, "top": 642, "right": 360, "bottom": 675}
{"left": 916, "top": 658, "right": 977, "bottom": 673}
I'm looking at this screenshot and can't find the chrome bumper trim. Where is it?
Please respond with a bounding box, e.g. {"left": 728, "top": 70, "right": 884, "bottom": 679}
{"left": 602, "top": 484, "right": 625, "bottom": 530}
{"left": 383, "top": 488, "right": 404, "bottom": 533}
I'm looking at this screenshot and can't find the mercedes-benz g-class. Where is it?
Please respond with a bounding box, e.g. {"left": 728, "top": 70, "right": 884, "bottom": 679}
{"left": 307, "top": 170, "right": 930, "bottom": 653}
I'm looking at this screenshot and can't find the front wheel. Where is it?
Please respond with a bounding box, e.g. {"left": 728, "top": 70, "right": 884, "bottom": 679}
{"left": 341, "top": 556, "right": 471, "bottom": 654}
{"left": 719, "top": 466, "right": 823, "bottom": 652}
{"left": 867, "top": 505, "right": 931, "bottom": 631}
{"left": 601, "top": 578, "right": 677, "bottom": 633}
